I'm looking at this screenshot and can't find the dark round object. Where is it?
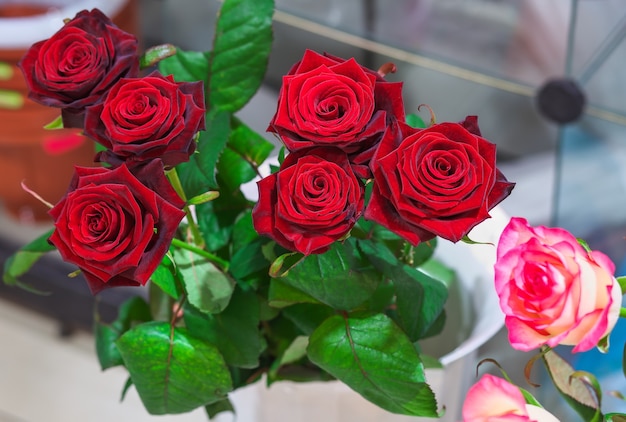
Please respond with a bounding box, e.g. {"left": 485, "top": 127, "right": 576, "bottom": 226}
{"left": 536, "top": 78, "right": 586, "bottom": 124}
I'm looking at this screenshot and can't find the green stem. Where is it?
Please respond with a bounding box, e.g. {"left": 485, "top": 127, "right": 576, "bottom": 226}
{"left": 620, "top": 307, "right": 626, "bottom": 319}
{"left": 170, "top": 238, "right": 229, "bottom": 272}
{"left": 167, "top": 168, "right": 205, "bottom": 248}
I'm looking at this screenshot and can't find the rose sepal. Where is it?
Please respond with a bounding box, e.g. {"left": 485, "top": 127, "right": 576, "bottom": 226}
{"left": 43, "top": 115, "right": 64, "bottom": 130}
{"left": 140, "top": 43, "right": 177, "bottom": 69}
{"left": 187, "top": 191, "right": 220, "bottom": 206}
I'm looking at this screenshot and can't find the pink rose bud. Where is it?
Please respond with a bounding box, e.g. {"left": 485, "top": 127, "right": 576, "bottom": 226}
{"left": 462, "top": 374, "right": 559, "bottom": 422}
{"left": 495, "top": 217, "right": 622, "bottom": 353}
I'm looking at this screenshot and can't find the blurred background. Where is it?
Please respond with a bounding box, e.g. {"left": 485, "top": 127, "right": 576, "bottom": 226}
{"left": 2, "top": 0, "right": 626, "bottom": 420}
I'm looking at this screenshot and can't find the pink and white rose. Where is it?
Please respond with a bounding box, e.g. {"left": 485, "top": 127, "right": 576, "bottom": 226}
{"left": 463, "top": 374, "right": 559, "bottom": 422}
{"left": 495, "top": 217, "right": 622, "bottom": 353}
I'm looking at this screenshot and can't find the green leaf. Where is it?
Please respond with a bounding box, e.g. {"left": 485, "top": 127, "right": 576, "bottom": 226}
{"left": 605, "top": 414, "right": 626, "bottom": 422}
{"left": 269, "top": 335, "right": 309, "bottom": 378}
{"left": 229, "top": 238, "right": 269, "bottom": 280}
{"left": 205, "top": 398, "right": 235, "bottom": 420}
{"left": 231, "top": 210, "right": 259, "bottom": 251}
{"left": 216, "top": 117, "right": 275, "bottom": 193}
{"left": 519, "top": 387, "right": 543, "bottom": 407}
{"left": 282, "top": 303, "right": 335, "bottom": 335}
{"left": 542, "top": 349, "right": 601, "bottom": 421}
{"left": 307, "top": 313, "right": 438, "bottom": 417}
{"left": 183, "top": 288, "right": 262, "bottom": 368}
{"left": 268, "top": 278, "right": 321, "bottom": 308}
{"left": 174, "top": 248, "right": 235, "bottom": 314}
{"left": 3, "top": 229, "right": 55, "bottom": 287}
{"left": 195, "top": 187, "right": 249, "bottom": 252}
{"left": 140, "top": 43, "right": 177, "bottom": 69}
{"left": 116, "top": 322, "right": 233, "bottom": 415}
{"left": 158, "top": 48, "right": 211, "bottom": 84}
{"left": 276, "top": 238, "right": 381, "bottom": 310}
{"left": 120, "top": 377, "right": 133, "bottom": 402}
{"left": 209, "top": 0, "right": 274, "bottom": 112}
{"left": 405, "top": 113, "right": 427, "bottom": 129}
{"left": 150, "top": 254, "right": 181, "bottom": 299}
{"left": 176, "top": 109, "right": 231, "bottom": 195}
{"left": 357, "top": 239, "right": 448, "bottom": 341}
{"left": 95, "top": 296, "right": 152, "bottom": 370}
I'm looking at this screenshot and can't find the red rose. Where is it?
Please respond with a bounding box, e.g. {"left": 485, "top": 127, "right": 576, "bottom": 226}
{"left": 252, "top": 147, "right": 364, "bottom": 255}
{"left": 18, "top": 8, "right": 139, "bottom": 128}
{"left": 85, "top": 71, "right": 205, "bottom": 168}
{"left": 268, "top": 50, "right": 404, "bottom": 178}
{"left": 48, "top": 160, "right": 185, "bottom": 294}
{"left": 365, "top": 117, "right": 514, "bottom": 245}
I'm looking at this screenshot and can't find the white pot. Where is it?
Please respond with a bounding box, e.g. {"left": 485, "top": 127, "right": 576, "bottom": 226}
{"left": 221, "top": 207, "right": 510, "bottom": 422}
{"left": 0, "top": 0, "right": 129, "bottom": 49}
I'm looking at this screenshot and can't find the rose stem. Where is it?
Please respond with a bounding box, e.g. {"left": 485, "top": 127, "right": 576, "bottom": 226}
{"left": 170, "top": 238, "right": 230, "bottom": 272}
{"left": 166, "top": 167, "right": 205, "bottom": 248}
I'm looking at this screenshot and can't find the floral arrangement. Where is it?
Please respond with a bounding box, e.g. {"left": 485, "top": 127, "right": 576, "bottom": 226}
{"left": 461, "top": 217, "right": 626, "bottom": 421}
{"left": 3, "top": 1, "right": 626, "bottom": 421}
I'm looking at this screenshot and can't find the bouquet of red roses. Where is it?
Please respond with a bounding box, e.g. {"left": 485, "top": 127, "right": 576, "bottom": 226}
{"left": 3, "top": 1, "right": 515, "bottom": 419}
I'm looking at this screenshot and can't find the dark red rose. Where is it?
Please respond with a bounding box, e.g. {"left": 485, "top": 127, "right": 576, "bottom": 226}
{"left": 268, "top": 49, "right": 404, "bottom": 178}
{"left": 365, "top": 117, "right": 514, "bottom": 245}
{"left": 252, "top": 147, "right": 364, "bottom": 255}
{"left": 48, "top": 159, "right": 185, "bottom": 294}
{"left": 18, "top": 8, "right": 139, "bottom": 128}
{"left": 85, "top": 71, "right": 205, "bottom": 168}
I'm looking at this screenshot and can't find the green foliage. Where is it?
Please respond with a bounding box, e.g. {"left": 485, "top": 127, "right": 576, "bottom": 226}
{"left": 176, "top": 109, "right": 231, "bottom": 194}
{"left": 273, "top": 238, "right": 382, "bottom": 311}
{"left": 183, "top": 288, "right": 262, "bottom": 368}
{"left": 209, "top": 0, "right": 274, "bottom": 112}
{"left": 116, "top": 322, "right": 233, "bottom": 415}
{"left": 542, "top": 349, "right": 603, "bottom": 421}
{"left": 0, "top": 0, "right": 466, "bottom": 419}
{"left": 307, "top": 313, "right": 439, "bottom": 417}
{"left": 158, "top": 48, "right": 211, "bottom": 84}
{"left": 95, "top": 296, "right": 152, "bottom": 370}
{"left": 173, "top": 248, "right": 235, "bottom": 315}
{"left": 3, "top": 229, "right": 55, "bottom": 292}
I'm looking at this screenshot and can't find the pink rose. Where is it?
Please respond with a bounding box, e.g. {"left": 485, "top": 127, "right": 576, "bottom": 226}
{"left": 495, "top": 217, "right": 622, "bottom": 353}
{"left": 463, "top": 374, "right": 558, "bottom": 422}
